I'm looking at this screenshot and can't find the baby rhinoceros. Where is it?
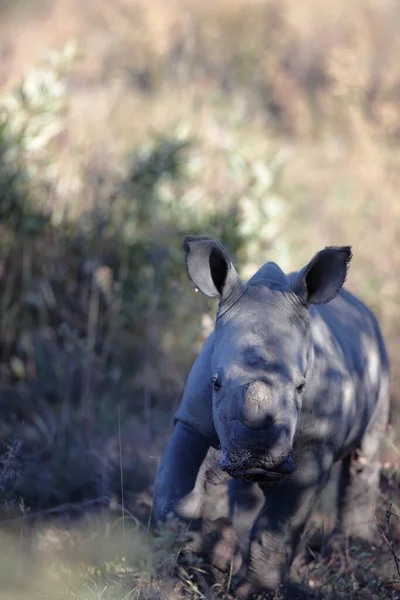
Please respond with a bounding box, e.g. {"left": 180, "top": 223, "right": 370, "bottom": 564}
{"left": 154, "top": 236, "right": 390, "bottom": 597}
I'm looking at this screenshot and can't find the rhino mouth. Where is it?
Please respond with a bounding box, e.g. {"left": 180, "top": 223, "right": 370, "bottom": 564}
{"left": 240, "top": 467, "right": 289, "bottom": 482}
{"left": 219, "top": 450, "right": 295, "bottom": 482}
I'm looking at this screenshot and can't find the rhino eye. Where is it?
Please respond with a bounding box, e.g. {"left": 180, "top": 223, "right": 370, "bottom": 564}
{"left": 296, "top": 382, "right": 306, "bottom": 394}
{"left": 212, "top": 373, "right": 221, "bottom": 392}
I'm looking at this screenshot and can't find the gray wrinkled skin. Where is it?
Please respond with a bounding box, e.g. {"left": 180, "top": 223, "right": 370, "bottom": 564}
{"left": 153, "top": 237, "right": 390, "bottom": 597}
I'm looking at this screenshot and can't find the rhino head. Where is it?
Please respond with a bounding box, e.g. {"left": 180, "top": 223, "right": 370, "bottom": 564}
{"left": 183, "top": 236, "right": 352, "bottom": 483}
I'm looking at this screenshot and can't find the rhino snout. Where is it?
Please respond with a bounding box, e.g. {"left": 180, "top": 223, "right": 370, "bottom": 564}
{"left": 218, "top": 448, "right": 295, "bottom": 482}
{"left": 241, "top": 380, "right": 278, "bottom": 429}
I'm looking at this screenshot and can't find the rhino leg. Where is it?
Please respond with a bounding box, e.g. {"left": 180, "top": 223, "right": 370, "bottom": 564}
{"left": 337, "top": 453, "right": 378, "bottom": 542}
{"left": 197, "top": 447, "right": 230, "bottom": 522}
{"left": 234, "top": 448, "right": 334, "bottom": 597}
{"left": 153, "top": 421, "right": 210, "bottom": 526}
{"left": 153, "top": 424, "right": 236, "bottom": 566}
{"left": 338, "top": 380, "right": 389, "bottom": 542}
{"left": 191, "top": 449, "right": 245, "bottom": 574}
{"left": 229, "top": 479, "right": 265, "bottom": 571}
{"left": 190, "top": 467, "right": 263, "bottom": 579}
{"left": 337, "top": 432, "right": 388, "bottom": 542}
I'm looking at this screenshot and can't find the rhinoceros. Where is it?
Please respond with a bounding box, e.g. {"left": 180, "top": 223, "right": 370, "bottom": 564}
{"left": 153, "top": 236, "right": 390, "bottom": 597}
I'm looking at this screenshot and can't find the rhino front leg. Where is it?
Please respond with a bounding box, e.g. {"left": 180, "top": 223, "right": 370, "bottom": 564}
{"left": 153, "top": 421, "right": 210, "bottom": 526}
{"left": 235, "top": 450, "right": 334, "bottom": 597}
{"left": 229, "top": 479, "right": 265, "bottom": 571}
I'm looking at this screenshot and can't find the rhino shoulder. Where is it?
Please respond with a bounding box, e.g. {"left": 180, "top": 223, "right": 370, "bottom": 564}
{"left": 175, "top": 331, "right": 219, "bottom": 447}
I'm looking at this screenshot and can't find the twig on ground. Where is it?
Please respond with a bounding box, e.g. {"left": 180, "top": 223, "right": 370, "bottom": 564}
{"left": 372, "top": 503, "right": 400, "bottom": 579}
{"left": 0, "top": 496, "right": 110, "bottom": 524}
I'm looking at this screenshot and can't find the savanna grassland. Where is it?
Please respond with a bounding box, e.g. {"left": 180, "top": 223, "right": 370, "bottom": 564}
{"left": 0, "top": 1, "right": 400, "bottom": 598}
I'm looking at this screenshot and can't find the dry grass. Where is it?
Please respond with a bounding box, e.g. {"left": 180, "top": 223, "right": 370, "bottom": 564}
{"left": 0, "top": 487, "right": 398, "bottom": 600}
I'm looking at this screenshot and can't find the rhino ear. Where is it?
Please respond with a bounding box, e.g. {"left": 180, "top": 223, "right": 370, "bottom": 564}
{"left": 183, "top": 236, "right": 243, "bottom": 302}
{"left": 292, "top": 246, "right": 352, "bottom": 305}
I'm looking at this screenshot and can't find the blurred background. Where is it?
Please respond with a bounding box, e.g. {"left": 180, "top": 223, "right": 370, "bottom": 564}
{"left": 1, "top": 1, "right": 400, "bottom": 598}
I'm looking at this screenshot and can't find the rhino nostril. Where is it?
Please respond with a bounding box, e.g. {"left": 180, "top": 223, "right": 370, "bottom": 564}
{"left": 264, "top": 415, "right": 277, "bottom": 428}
